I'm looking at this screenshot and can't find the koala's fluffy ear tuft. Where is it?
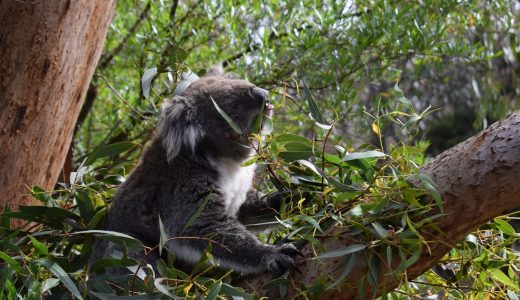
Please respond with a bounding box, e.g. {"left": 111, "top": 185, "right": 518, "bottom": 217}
{"left": 158, "top": 96, "right": 204, "bottom": 162}
{"left": 205, "top": 64, "right": 225, "bottom": 77}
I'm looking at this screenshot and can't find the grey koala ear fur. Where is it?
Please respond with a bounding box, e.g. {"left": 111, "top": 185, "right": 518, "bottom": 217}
{"left": 158, "top": 96, "right": 204, "bottom": 162}
{"left": 205, "top": 64, "right": 224, "bottom": 76}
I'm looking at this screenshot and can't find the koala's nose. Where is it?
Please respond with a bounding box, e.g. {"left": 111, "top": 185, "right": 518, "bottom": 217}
{"left": 251, "top": 87, "right": 273, "bottom": 113}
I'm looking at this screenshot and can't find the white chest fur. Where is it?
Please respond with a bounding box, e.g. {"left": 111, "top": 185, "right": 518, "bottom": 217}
{"left": 209, "top": 158, "right": 256, "bottom": 216}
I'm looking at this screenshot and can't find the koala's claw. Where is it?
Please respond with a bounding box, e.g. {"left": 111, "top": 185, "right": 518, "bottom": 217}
{"left": 266, "top": 244, "right": 303, "bottom": 277}
{"left": 280, "top": 243, "right": 304, "bottom": 257}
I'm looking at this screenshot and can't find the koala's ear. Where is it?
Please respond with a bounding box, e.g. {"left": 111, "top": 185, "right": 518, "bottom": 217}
{"left": 205, "top": 64, "right": 224, "bottom": 77}
{"left": 157, "top": 96, "right": 204, "bottom": 162}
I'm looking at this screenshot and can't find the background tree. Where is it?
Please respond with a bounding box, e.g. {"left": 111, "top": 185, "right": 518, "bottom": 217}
{"left": 0, "top": 0, "right": 116, "bottom": 210}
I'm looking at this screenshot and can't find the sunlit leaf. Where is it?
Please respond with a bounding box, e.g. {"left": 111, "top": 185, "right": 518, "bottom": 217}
{"left": 340, "top": 150, "right": 387, "bottom": 162}
{"left": 494, "top": 219, "right": 517, "bottom": 237}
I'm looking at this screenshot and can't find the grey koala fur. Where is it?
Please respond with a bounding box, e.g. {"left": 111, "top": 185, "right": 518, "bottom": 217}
{"left": 92, "top": 71, "right": 300, "bottom": 276}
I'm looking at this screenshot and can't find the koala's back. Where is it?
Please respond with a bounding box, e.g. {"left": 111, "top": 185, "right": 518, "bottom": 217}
{"left": 105, "top": 139, "right": 222, "bottom": 244}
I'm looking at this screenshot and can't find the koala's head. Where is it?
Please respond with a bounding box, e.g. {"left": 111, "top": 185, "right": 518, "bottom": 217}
{"left": 157, "top": 71, "right": 272, "bottom": 162}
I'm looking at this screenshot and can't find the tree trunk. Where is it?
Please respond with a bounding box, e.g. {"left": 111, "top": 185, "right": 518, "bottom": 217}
{"left": 237, "top": 110, "right": 520, "bottom": 298}
{"left": 0, "top": 1, "right": 115, "bottom": 210}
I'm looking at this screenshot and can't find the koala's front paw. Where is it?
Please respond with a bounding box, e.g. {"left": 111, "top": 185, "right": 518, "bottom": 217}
{"left": 265, "top": 244, "right": 303, "bottom": 277}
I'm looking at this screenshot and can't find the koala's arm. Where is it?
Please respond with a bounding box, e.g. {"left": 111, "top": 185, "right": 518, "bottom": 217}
{"left": 164, "top": 194, "right": 300, "bottom": 276}
{"left": 237, "top": 189, "right": 305, "bottom": 224}
{"left": 236, "top": 190, "right": 281, "bottom": 224}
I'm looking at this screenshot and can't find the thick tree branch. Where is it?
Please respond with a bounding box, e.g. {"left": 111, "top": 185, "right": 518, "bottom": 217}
{"left": 235, "top": 110, "right": 520, "bottom": 298}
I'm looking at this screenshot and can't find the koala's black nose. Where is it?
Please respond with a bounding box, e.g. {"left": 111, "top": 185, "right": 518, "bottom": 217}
{"left": 251, "top": 87, "right": 270, "bottom": 104}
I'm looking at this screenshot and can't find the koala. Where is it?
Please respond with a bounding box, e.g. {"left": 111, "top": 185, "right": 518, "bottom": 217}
{"left": 92, "top": 69, "right": 301, "bottom": 276}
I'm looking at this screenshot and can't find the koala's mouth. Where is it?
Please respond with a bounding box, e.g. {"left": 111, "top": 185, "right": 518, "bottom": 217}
{"left": 264, "top": 102, "right": 274, "bottom": 118}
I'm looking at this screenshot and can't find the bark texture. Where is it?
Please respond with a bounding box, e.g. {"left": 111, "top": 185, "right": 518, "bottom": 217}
{"left": 0, "top": 0, "right": 115, "bottom": 209}
{"left": 237, "top": 110, "right": 520, "bottom": 298}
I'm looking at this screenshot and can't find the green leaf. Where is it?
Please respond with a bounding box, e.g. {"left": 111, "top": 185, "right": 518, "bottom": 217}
{"left": 90, "top": 292, "right": 159, "bottom": 300}
{"left": 395, "top": 248, "right": 421, "bottom": 272}
{"left": 327, "top": 254, "right": 356, "bottom": 290}
{"left": 394, "top": 83, "right": 414, "bottom": 112}
{"left": 494, "top": 219, "right": 517, "bottom": 237}
{"left": 284, "top": 142, "right": 313, "bottom": 152}
{"left": 205, "top": 282, "right": 222, "bottom": 300}
{"left": 158, "top": 216, "right": 168, "bottom": 255}
{"left": 36, "top": 258, "right": 83, "bottom": 300}
{"left": 241, "top": 155, "right": 258, "bottom": 167}
{"left": 41, "top": 278, "right": 60, "bottom": 293}
{"left": 85, "top": 141, "right": 136, "bottom": 166}
{"left": 251, "top": 97, "right": 265, "bottom": 133}
{"left": 489, "top": 269, "right": 517, "bottom": 287}
{"left": 371, "top": 222, "right": 388, "bottom": 238}
{"left": 0, "top": 251, "right": 23, "bottom": 273}
{"left": 182, "top": 194, "right": 211, "bottom": 233}
{"left": 75, "top": 190, "right": 94, "bottom": 223}
{"left": 275, "top": 134, "right": 311, "bottom": 144}
{"left": 279, "top": 151, "right": 313, "bottom": 162}
{"left": 72, "top": 230, "right": 144, "bottom": 250}
{"left": 141, "top": 67, "right": 158, "bottom": 99}
{"left": 340, "top": 151, "right": 387, "bottom": 162}
{"left": 30, "top": 185, "right": 51, "bottom": 204}
{"left": 315, "top": 244, "right": 367, "bottom": 259}
{"left": 296, "top": 159, "right": 359, "bottom": 192}
{"left": 2, "top": 206, "right": 80, "bottom": 228}
{"left": 154, "top": 278, "right": 182, "bottom": 299}
{"left": 220, "top": 283, "right": 253, "bottom": 299}
{"left": 302, "top": 81, "right": 324, "bottom": 123}
{"left": 90, "top": 257, "right": 139, "bottom": 274}
{"left": 298, "top": 215, "right": 323, "bottom": 233}
{"left": 406, "top": 174, "right": 443, "bottom": 212}
{"left": 29, "top": 236, "right": 48, "bottom": 255}
{"left": 210, "top": 95, "right": 242, "bottom": 134}
{"left": 261, "top": 117, "right": 273, "bottom": 135}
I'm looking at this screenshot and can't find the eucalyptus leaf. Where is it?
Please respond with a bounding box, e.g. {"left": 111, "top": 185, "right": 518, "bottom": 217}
{"left": 85, "top": 141, "right": 136, "bottom": 166}
{"left": 36, "top": 258, "right": 83, "bottom": 300}
{"left": 141, "top": 67, "right": 158, "bottom": 99}
{"left": 210, "top": 95, "right": 242, "bottom": 134}
{"left": 315, "top": 244, "right": 367, "bottom": 259}
{"left": 0, "top": 250, "right": 23, "bottom": 273}
{"left": 340, "top": 151, "right": 387, "bottom": 162}
{"left": 302, "top": 81, "right": 324, "bottom": 123}
{"left": 90, "top": 292, "right": 160, "bottom": 300}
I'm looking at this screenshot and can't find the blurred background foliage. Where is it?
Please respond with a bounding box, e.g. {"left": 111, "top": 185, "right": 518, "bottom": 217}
{"left": 2, "top": 0, "right": 520, "bottom": 299}
{"left": 81, "top": 0, "right": 520, "bottom": 157}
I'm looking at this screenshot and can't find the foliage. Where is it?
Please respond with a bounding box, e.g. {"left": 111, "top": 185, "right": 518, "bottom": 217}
{"left": 3, "top": 0, "right": 520, "bottom": 299}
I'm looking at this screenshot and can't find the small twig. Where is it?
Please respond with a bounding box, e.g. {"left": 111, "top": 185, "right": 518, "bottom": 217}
{"left": 95, "top": 75, "right": 153, "bottom": 126}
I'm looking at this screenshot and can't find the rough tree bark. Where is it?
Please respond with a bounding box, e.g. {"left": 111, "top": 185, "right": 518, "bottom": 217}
{"left": 0, "top": 1, "right": 115, "bottom": 210}
{"left": 237, "top": 110, "right": 520, "bottom": 298}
